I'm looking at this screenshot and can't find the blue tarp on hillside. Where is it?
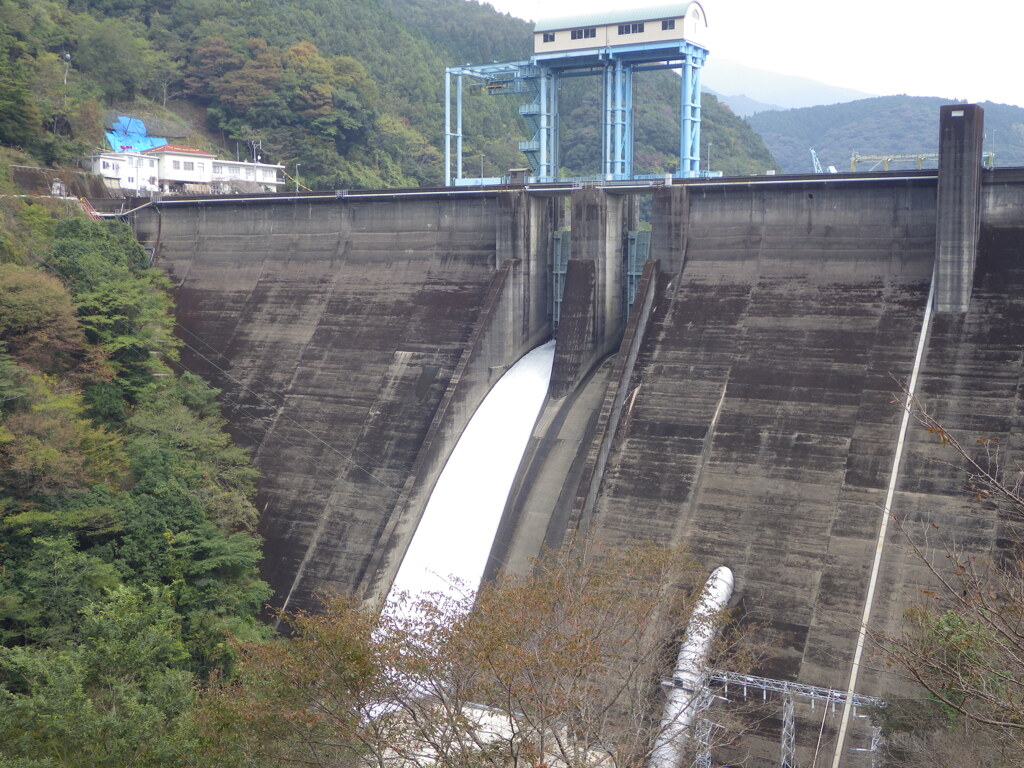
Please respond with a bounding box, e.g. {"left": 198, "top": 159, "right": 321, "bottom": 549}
{"left": 104, "top": 116, "right": 168, "bottom": 153}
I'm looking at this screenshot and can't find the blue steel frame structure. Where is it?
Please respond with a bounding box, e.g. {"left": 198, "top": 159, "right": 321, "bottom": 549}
{"left": 444, "top": 38, "right": 708, "bottom": 185}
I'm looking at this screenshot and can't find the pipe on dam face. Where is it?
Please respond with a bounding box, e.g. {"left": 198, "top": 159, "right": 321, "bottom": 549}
{"left": 649, "top": 566, "right": 734, "bottom": 768}
{"left": 830, "top": 267, "right": 937, "bottom": 767}
{"left": 386, "top": 341, "right": 556, "bottom": 606}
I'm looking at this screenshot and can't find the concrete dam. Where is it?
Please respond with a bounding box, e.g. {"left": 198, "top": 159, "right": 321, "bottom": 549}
{"left": 128, "top": 105, "right": 1023, "bottom": 760}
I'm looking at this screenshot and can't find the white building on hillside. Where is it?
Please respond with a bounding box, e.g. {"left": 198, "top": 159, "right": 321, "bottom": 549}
{"left": 87, "top": 144, "right": 285, "bottom": 196}
{"left": 211, "top": 157, "right": 285, "bottom": 191}
{"left": 89, "top": 151, "right": 161, "bottom": 194}
{"left": 143, "top": 144, "right": 216, "bottom": 193}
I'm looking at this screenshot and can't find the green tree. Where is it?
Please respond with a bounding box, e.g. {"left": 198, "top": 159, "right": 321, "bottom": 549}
{"left": 48, "top": 218, "right": 175, "bottom": 402}
{"left": 0, "top": 535, "right": 120, "bottom": 647}
{"left": 0, "top": 343, "right": 31, "bottom": 413}
{"left": 70, "top": 15, "right": 159, "bottom": 103}
{"left": 0, "top": 372, "right": 127, "bottom": 503}
{"left": 144, "top": 48, "right": 182, "bottom": 106}
{"left": 126, "top": 373, "right": 259, "bottom": 533}
{"left": 0, "top": 41, "right": 40, "bottom": 150}
{"left": 0, "top": 586, "right": 194, "bottom": 768}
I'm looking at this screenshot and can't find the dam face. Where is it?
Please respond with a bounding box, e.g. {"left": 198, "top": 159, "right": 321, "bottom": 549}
{"left": 130, "top": 105, "right": 1024, "bottom": 763}
{"left": 134, "top": 193, "right": 556, "bottom": 611}
{"left": 571, "top": 177, "right": 938, "bottom": 687}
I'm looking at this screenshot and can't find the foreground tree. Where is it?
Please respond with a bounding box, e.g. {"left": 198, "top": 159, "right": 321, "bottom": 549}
{"left": 0, "top": 585, "right": 195, "bottom": 768}
{"left": 875, "top": 394, "right": 1024, "bottom": 766}
{"left": 192, "top": 540, "right": 757, "bottom": 768}
{"left": 0, "top": 208, "right": 270, "bottom": 766}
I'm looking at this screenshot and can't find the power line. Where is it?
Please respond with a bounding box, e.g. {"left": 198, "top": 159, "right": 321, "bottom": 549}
{"left": 22, "top": 236, "right": 404, "bottom": 501}
{"left": 170, "top": 334, "right": 402, "bottom": 494}
{"left": 158, "top": 354, "right": 404, "bottom": 521}
{"left": 171, "top": 322, "right": 393, "bottom": 472}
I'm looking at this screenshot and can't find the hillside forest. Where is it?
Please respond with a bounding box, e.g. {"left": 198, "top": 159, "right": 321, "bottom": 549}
{"left": 0, "top": 168, "right": 272, "bottom": 762}
{"left": 0, "top": 0, "right": 777, "bottom": 189}
{"left": 749, "top": 95, "right": 1024, "bottom": 173}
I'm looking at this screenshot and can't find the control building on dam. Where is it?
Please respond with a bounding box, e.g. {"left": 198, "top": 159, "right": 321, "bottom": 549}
{"left": 125, "top": 104, "right": 1023, "bottom": 764}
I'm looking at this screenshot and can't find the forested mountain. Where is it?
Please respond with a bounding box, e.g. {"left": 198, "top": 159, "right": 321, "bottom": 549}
{"left": 0, "top": 0, "right": 778, "bottom": 188}
{"left": 704, "top": 87, "right": 781, "bottom": 119}
{"left": 701, "top": 58, "right": 874, "bottom": 114}
{"left": 748, "top": 95, "right": 1024, "bottom": 173}
{"left": 0, "top": 156, "right": 270, "bottom": 762}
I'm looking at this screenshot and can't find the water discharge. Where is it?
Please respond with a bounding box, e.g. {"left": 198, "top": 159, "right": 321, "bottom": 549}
{"left": 387, "top": 340, "right": 555, "bottom": 605}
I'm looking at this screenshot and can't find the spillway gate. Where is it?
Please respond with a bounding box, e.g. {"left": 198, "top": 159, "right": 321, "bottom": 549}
{"left": 549, "top": 225, "right": 650, "bottom": 330}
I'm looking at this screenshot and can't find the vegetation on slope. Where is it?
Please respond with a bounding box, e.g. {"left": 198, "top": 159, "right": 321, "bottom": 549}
{"left": 191, "top": 541, "right": 760, "bottom": 768}
{"left": 0, "top": 178, "right": 269, "bottom": 765}
{"left": 748, "top": 95, "right": 1024, "bottom": 173}
{"left": 554, "top": 80, "right": 778, "bottom": 178}
{"left": 698, "top": 92, "right": 778, "bottom": 176}
{"left": 0, "top": 0, "right": 777, "bottom": 187}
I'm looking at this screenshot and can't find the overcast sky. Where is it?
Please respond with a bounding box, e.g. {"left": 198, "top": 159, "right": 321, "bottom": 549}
{"left": 483, "top": 0, "right": 1023, "bottom": 108}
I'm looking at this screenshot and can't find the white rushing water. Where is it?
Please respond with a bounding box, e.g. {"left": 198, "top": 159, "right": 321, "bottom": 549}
{"left": 386, "top": 341, "right": 556, "bottom": 606}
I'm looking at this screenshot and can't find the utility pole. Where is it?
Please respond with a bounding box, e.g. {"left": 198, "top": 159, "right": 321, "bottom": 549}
{"left": 295, "top": 163, "right": 301, "bottom": 193}
{"left": 60, "top": 52, "right": 71, "bottom": 117}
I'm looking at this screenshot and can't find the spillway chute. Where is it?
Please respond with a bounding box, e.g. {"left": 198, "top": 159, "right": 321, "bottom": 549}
{"left": 386, "top": 341, "right": 556, "bottom": 609}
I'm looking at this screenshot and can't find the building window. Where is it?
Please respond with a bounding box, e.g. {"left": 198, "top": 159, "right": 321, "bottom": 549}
{"left": 149, "top": 159, "right": 155, "bottom": 167}
{"left": 197, "top": 162, "right": 204, "bottom": 172}
{"left": 662, "top": 19, "right": 675, "bottom": 30}
{"left": 213, "top": 164, "right": 224, "bottom": 173}
{"left": 183, "top": 161, "right": 195, "bottom": 171}
{"left": 172, "top": 160, "right": 181, "bottom": 169}
{"left": 570, "top": 27, "right": 596, "bottom": 40}
{"left": 618, "top": 22, "right": 644, "bottom": 34}
{"left": 542, "top": 31, "right": 555, "bottom": 42}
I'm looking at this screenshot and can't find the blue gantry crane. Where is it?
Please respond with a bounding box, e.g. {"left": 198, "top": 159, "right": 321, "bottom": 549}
{"left": 444, "top": 2, "right": 711, "bottom": 185}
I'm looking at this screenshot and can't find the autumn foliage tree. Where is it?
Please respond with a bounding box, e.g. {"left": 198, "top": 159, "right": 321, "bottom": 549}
{"left": 0, "top": 264, "right": 94, "bottom": 374}
{"left": 184, "top": 35, "right": 390, "bottom": 188}
{"left": 192, "top": 540, "right": 756, "bottom": 768}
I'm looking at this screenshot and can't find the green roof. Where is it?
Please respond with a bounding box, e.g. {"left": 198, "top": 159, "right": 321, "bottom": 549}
{"left": 534, "top": 2, "right": 702, "bottom": 32}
